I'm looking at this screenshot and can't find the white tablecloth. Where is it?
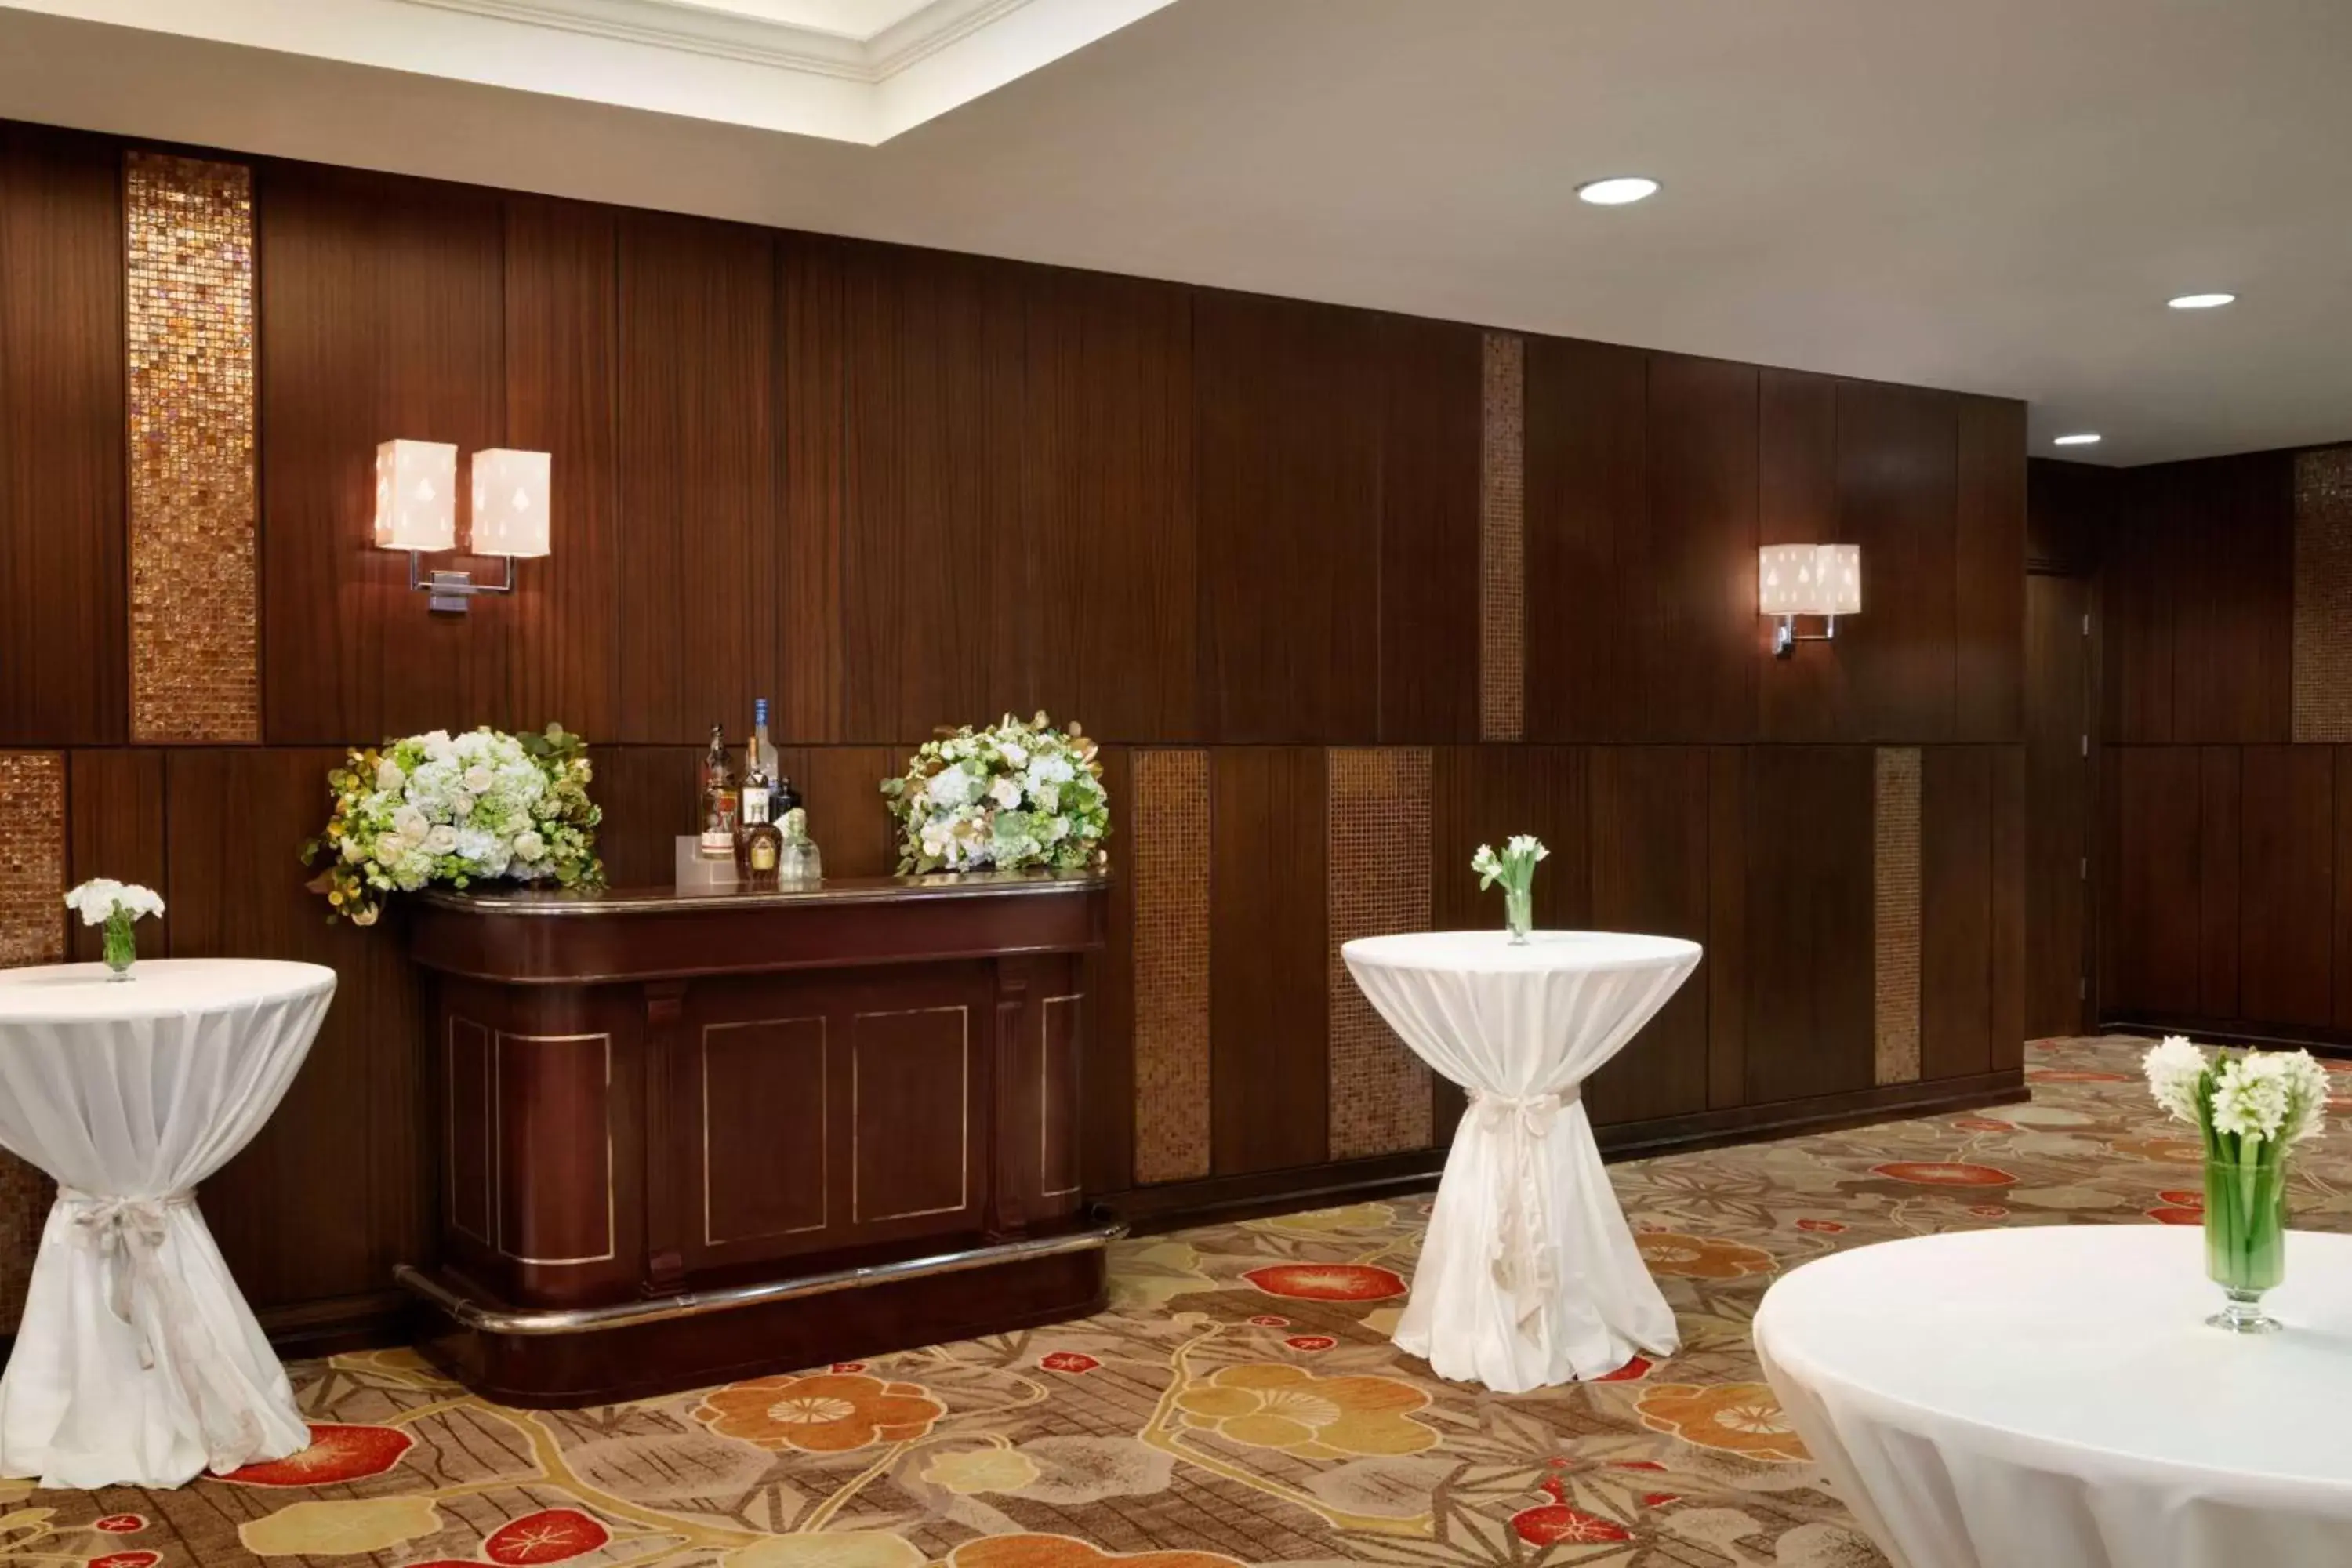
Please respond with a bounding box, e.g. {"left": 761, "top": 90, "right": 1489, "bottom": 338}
{"left": 1342, "top": 930, "right": 1700, "bottom": 1391}
{"left": 1755, "top": 1225, "right": 2352, "bottom": 1568}
{"left": 0, "top": 960, "right": 336, "bottom": 1489}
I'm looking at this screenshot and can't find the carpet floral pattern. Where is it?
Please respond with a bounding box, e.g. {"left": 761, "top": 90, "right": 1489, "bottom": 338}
{"left": 10, "top": 1036, "right": 2349, "bottom": 1568}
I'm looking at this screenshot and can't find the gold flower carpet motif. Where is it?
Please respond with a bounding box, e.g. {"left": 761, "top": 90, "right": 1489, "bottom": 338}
{"left": 7, "top": 1036, "right": 2345, "bottom": 1568}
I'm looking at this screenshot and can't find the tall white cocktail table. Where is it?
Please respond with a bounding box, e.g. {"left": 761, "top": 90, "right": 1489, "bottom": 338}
{"left": 0, "top": 959, "right": 336, "bottom": 1488}
{"left": 1343, "top": 930, "right": 1701, "bottom": 1392}
{"left": 1756, "top": 1225, "right": 2352, "bottom": 1568}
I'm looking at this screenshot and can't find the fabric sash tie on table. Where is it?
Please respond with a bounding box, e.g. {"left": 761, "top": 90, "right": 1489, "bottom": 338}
{"left": 1469, "top": 1086, "right": 1571, "bottom": 1335}
{"left": 60, "top": 1187, "right": 267, "bottom": 1472}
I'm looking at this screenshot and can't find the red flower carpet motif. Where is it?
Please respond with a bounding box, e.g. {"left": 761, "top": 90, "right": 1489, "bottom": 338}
{"left": 1595, "top": 1356, "right": 1652, "bottom": 1382}
{"left": 92, "top": 1515, "right": 145, "bottom": 1534}
{"left": 485, "top": 1508, "right": 611, "bottom": 1565}
{"left": 1511, "top": 1482, "right": 1634, "bottom": 1548}
{"left": 89, "top": 1555, "right": 159, "bottom": 1568}
{"left": 1283, "top": 1335, "right": 1336, "bottom": 1352}
{"left": 1871, "top": 1161, "right": 2016, "bottom": 1188}
{"left": 1242, "top": 1263, "right": 1406, "bottom": 1302}
{"left": 1040, "top": 1352, "right": 1100, "bottom": 1374}
{"left": 217, "top": 1424, "right": 415, "bottom": 1486}
{"left": 1795, "top": 1218, "right": 1846, "bottom": 1233}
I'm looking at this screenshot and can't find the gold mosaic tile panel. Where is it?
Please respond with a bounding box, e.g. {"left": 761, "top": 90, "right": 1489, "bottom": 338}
{"left": 0, "top": 751, "right": 64, "bottom": 1332}
{"left": 1479, "top": 332, "right": 1526, "bottom": 742}
{"left": 1873, "top": 747, "right": 1922, "bottom": 1087}
{"left": 1131, "top": 750, "right": 1211, "bottom": 1185}
{"left": 2293, "top": 447, "right": 2352, "bottom": 743}
{"left": 1327, "top": 749, "right": 1433, "bottom": 1160}
{"left": 125, "top": 151, "right": 259, "bottom": 744}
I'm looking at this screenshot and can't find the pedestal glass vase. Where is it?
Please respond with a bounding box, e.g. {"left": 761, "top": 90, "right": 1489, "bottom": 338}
{"left": 102, "top": 911, "right": 138, "bottom": 981}
{"left": 2205, "top": 1152, "right": 2287, "bottom": 1334}
{"left": 1504, "top": 887, "right": 1534, "bottom": 946}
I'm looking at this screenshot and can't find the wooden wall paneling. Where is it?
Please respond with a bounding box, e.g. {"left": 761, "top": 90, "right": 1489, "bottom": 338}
{"left": 166, "top": 749, "right": 427, "bottom": 1311}
{"left": 1756, "top": 368, "right": 1846, "bottom": 742}
{"left": 778, "top": 746, "right": 898, "bottom": 878}
{"left": 2024, "top": 573, "right": 2091, "bottom": 1038}
{"left": 1524, "top": 337, "right": 1645, "bottom": 740}
{"left": 2238, "top": 743, "right": 2334, "bottom": 1028}
{"left": 1744, "top": 746, "right": 1875, "bottom": 1103}
{"left": 1376, "top": 314, "right": 1482, "bottom": 743}
{"left": 2107, "top": 747, "right": 2203, "bottom": 1016}
{"left": 2026, "top": 457, "right": 2107, "bottom": 577}
{"left": 585, "top": 746, "right": 700, "bottom": 888}
{"left": 503, "top": 195, "right": 620, "bottom": 740}
{"left": 1640, "top": 354, "right": 1759, "bottom": 742}
{"left": 614, "top": 212, "right": 776, "bottom": 744}
{"left": 66, "top": 750, "right": 166, "bottom": 962}
{"left": 840, "top": 243, "right": 1029, "bottom": 742}
{"left": 1705, "top": 746, "right": 1749, "bottom": 1107}
{"left": 2336, "top": 746, "right": 2352, "bottom": 1033}
{"left": 0, "top": 125, "right": 124, "bottom": 746}
{"left": 1430, "top": 744, "right": 1592, "bottom": 1136}
{"left": 1194, "top": 291, "right": 1381, "bottom": 743}
{"left": 1022, "top": 267, "right": 1197, "bottom": 742}
{"left": 2195, "top": 746, "right": 2241, "bottom": 1019}
{"left": 1585, "top": 747, "right": 1711, "bottom": 1123}
{"left": 1955, "top": 397, "right": 2027, "bottom": 742}
{"left": 1989, "top": 744, "right": 2026, "bottom": 1069}
{"left": 1208, "top": 747, "right": 1329, "bottom": 1174}
{"left": 1082, "top": 746, "right": 1135, "bottom": 1195}
{"left": 779, "top": 235, "right": 846, "bottom": 743}
{"left": 258, "top": 163, "right": 506, "bottom": 744}
{"left": 1919, "top": 746, "right": 1993, "bottom": 1080}
{"left": 1835, "top": 380, "right": 1958, "bottom": 742}
{"left": 2101, "top": 466, "right": 2176, "bottom": 743}
{"left": 2164, "top": 453, "right": 2294, "bottom": 744}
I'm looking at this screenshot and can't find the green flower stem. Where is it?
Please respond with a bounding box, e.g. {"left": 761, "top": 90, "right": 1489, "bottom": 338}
{"left": 101, "top": 910, "right": 136, "bottom": 976}
{"left": 2205, "top": 1145, "right": 2286, "bottom": 1294}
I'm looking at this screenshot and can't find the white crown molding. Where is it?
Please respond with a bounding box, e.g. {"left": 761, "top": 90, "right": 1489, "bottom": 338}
{"left": 396, "top": 0, "right": 1029, "bottom": 82}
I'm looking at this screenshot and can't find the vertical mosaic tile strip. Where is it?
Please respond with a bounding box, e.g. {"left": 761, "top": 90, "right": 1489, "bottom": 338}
{"left": 125, "top": 151, "right": 260, "bottom": 744}
{"left": 1327, "top": 749, "right": 1433, "bottom": 1159}
{"left": 1479, "top": 332, "right": 1526, "bottom": 742}
{"left": 1131, "top": 750, "right": 1212, "bottom": 1185}
{"left": 2292, "top": 447, "right": 2352, "bottom": 743}
{"left": 0, "top": 752, "right": 64, "bottom": 1331}
{"left": 1873, "top": 747, "right": 1922, "bottom": 1087}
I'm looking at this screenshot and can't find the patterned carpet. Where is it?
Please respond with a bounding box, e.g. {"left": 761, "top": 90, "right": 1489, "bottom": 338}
{"left": 11, "top": 1034, "right": 2348, "bottom": 1568}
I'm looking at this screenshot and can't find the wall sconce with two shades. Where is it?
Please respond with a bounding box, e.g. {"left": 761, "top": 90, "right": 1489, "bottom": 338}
{"left": 1759, "top": 543, "right": 1860, "bottom": 658}
{"left": 374, "top": 440, "right": 552, "bottom": 614}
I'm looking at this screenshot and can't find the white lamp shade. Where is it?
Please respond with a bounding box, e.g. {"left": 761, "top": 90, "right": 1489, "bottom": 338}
{"left": 374, "top": 440, "right": 458, "bottom": 552}
{"left": 1758, "top": 543, "right": 1861, "bottom": 616}
{"left": 469, "top": 448, "right": 552, "bottom": 558}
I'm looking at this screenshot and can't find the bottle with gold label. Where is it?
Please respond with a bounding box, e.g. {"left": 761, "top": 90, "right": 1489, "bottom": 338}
{"left": 735, "top": 808, "right": 783, "bottom": 887}
{"left": 699, "top": 724, "right": 737, "bottom": 858}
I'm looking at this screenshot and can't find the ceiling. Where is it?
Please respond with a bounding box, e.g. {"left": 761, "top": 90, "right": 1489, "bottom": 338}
{"left": 2, "top": 0, "right": 2347, "bottom": 465}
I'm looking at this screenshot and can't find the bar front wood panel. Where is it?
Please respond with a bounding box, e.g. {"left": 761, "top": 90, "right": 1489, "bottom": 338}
{"left": 258, "top": 163, "right": 506, "bottom": 745}
{"left": 0, "top": 123, "right": 124, "bottom": 746}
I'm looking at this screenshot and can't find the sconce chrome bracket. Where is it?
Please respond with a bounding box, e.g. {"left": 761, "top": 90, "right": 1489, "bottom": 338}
{"left": 410, "top": 551, "right": 516, "bottom": 615}
{"left": 1773, "top": 614, "right": 1839, "bottom": 659}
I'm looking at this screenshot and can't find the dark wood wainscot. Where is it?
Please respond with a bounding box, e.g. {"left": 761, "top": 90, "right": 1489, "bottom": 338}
{"left": 401, "top": 871, "right": 1113, "bottom": 1406}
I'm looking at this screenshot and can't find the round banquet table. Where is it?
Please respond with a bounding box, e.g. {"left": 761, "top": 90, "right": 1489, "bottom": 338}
{"left": 0, "top": 960, "right": 336, "bottom": 1490}
{"left": 1755, "top": 1225, "right": 2352, "bottom": 1568}
{"left": 1342, "top": 929, "right": 1701, "bottom": 1392}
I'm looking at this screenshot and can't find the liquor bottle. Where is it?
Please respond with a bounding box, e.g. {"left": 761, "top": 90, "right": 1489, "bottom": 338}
{"left": 741, "top": 702, "right": 775, "bottom": 829}
{"left": 699, "top": 724, "right": 737, "bottom": 858}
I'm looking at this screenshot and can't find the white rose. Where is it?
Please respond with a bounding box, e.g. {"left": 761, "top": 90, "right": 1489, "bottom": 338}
{"left": 426, "top": 824, "right": 459, "bottom": 854}
{"left": 463, "top": 765, "right": 495, "bottom": 794}
{"left": 423, "top": 730, "right": 456, "bottom": 763}
{"left": 392, "top": 806, "right": 430, "bottom": 841}
{"left": 989, "top": 776, "right": 1024, "bottom": 810}
{"left": 514, "top": 830, "right": 546, "bottom": 863}
{"left": 376, "top": 759, "right": 405, "bottom": 792}
{"left": 451, "top": 792, "right": 476, "bottom": 821}
{"left": 342, "top": 837, "right": 367, "bottom": 863}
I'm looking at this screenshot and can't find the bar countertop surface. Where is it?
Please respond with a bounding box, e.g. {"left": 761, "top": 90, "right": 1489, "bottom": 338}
{"left": 418, "top": 867, "right": 1110, "bottom": 918}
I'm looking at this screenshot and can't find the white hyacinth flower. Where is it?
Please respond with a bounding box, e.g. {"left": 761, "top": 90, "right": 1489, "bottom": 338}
{"left": 2141, "top": 1035, "right": 2210, "bottom": 1127}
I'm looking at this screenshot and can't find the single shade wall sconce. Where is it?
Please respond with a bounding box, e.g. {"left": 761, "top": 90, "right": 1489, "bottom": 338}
{"left": 374, "top": 441, "right": 552, "bottom": 613}
{"left": 1759, "top": 543, "right": 1860, "bottom": 657}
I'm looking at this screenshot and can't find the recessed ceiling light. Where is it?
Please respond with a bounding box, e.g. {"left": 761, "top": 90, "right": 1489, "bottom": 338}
{"left": 2168, "top": 292, "right": 2237, "bottom": 310}
{"left": 1577, "top": 176, "right": 1661, "bottom": 206}
{"left": 2053, "top": 433, "right": 2102, "bottom": 447}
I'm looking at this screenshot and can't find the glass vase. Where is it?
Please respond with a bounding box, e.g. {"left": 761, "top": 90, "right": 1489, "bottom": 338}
{"left": 102, "top": 912, "right": 137, "bottom": 981}
{"left": 2204, "top": 1151, "right": 2287, "bottom": 1334}
{"left": 1504, "top": 886, "right": 1534, "bottom": 946}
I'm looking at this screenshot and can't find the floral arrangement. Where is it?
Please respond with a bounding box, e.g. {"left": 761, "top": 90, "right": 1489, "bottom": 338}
{"left": 65, "top": 879, "right": 165, "bottom": 976}
{"left": 301, "top": 724, "right": 604, "bottom": 925}
{"left": 2143, "top": 1034, "right": 2330, "bottom": 1330}
{"left": 880, "top": 713, "right": 1109, "bottom": 874}
{"left": 1472, "top": 836, "right": 1550, "bottom": 943}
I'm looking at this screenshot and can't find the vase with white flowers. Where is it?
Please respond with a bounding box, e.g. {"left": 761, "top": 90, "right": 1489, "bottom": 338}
{"left": 2143, "top": 1034, "right": 2331, "bottom": 1333}
{"left": 1472, "top": 836, "right": 1549, "bottom": 945}
{"left": 64, "top": 880, "right": 165, "bottom": 980}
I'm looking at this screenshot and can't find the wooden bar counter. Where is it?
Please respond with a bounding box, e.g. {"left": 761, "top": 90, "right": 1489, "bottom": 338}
{"left": 398, "top": 869, "right": 1114, "bottom": 1406}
